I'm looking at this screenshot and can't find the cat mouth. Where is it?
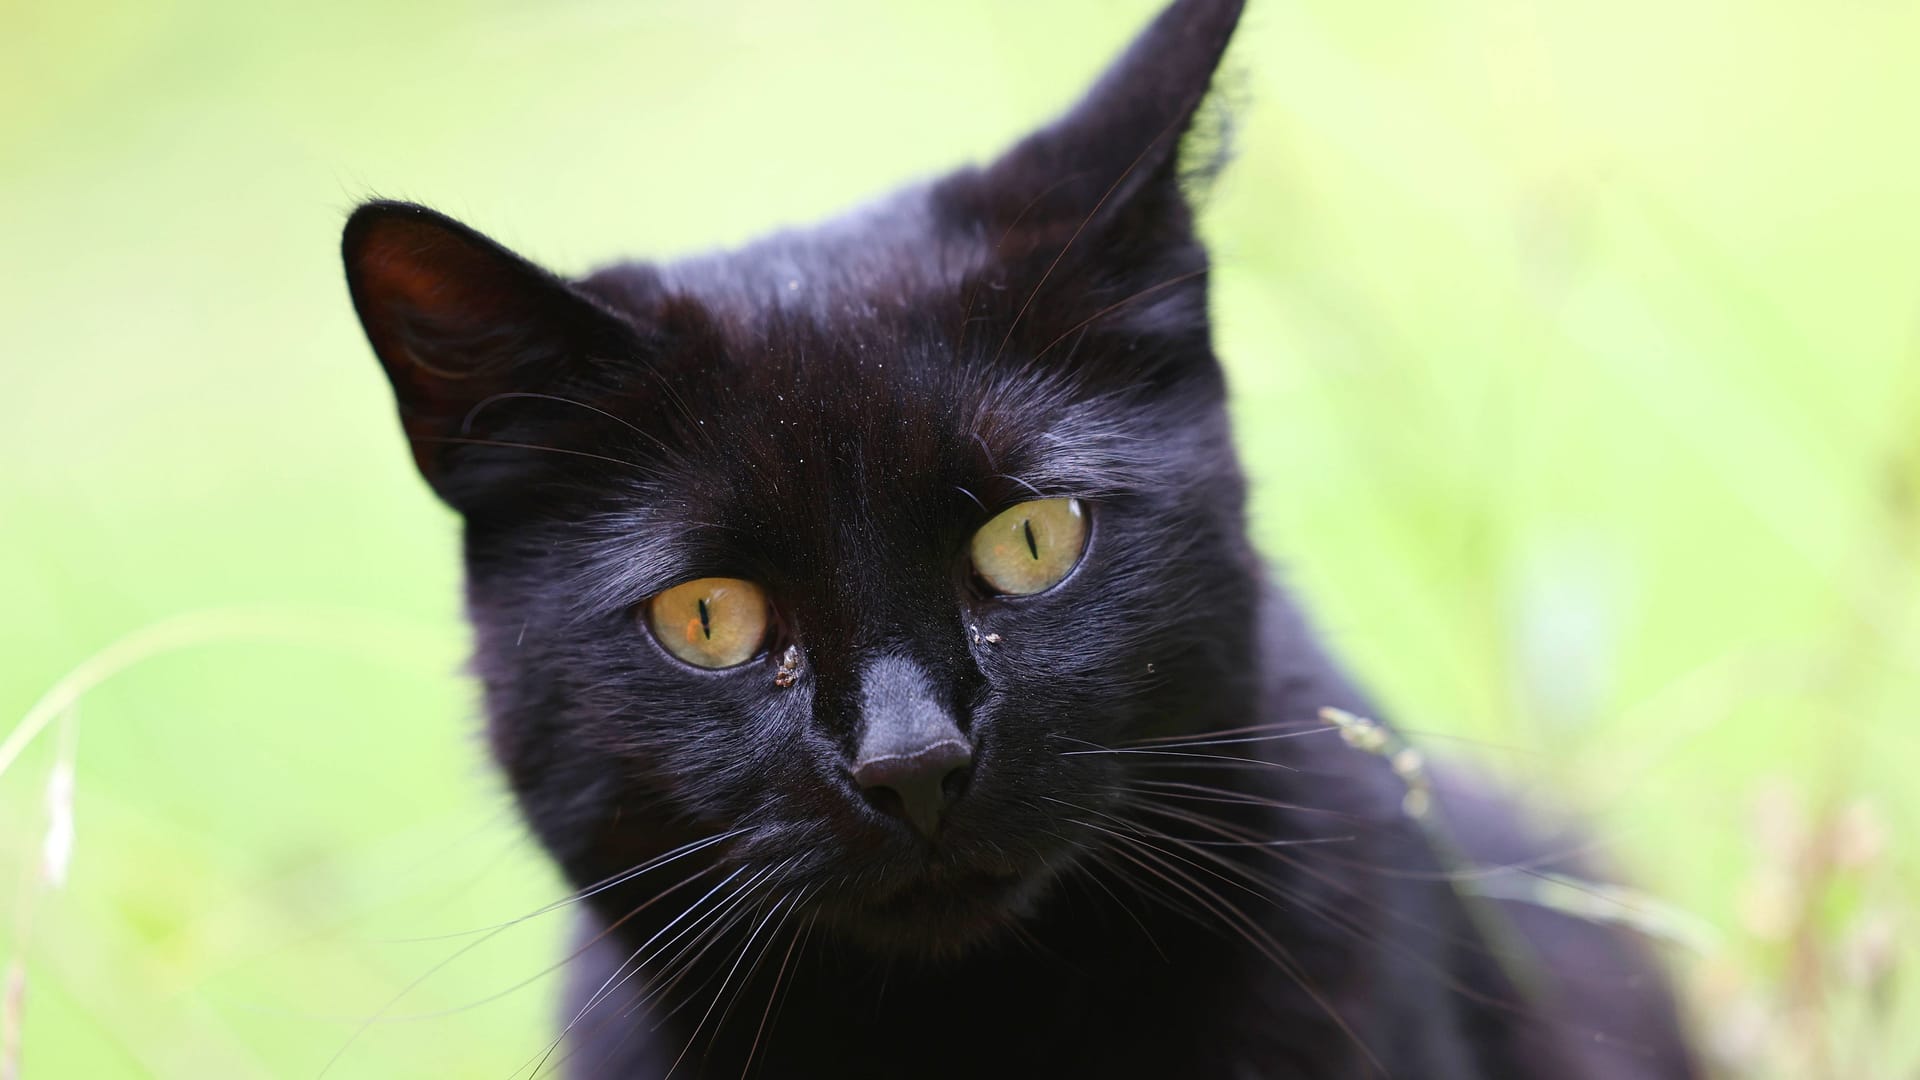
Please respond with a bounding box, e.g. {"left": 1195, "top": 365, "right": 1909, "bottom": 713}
{"left": 823, "top": 860, "right": 1054, "bottom": 951}
{"left": 873, "top": 866, "right": 1027, "bottom": 911}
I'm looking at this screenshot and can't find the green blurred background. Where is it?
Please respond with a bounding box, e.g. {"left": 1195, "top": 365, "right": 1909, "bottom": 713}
{"left": 3, "top": 0, "right": 1916, "bottom": 1075}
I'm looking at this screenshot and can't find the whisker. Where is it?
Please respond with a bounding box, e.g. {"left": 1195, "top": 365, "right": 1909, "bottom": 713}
{"left": 573, "top": 863, "right": 762, "bottom": 1023}
{"left": 410, "top": 434, "right": 660, "bottom": 477}
{"left": 1086, "top": 850, "right": 1219, "bottom": 938}
{"left": 1116, "top": 779, "right": 1372, "bottom": 822}
{"left": 953, "top": 170, "right": 1087, "bottom": 353}
{"left": 1132, "top": 796, "right": 1513, "bottom": 955}
{"left": 952, "top": 484, "right": 987, "bottom": 512}
{"left": 1026, "top": 269, "right": 1209, "bottom": 362}
{"left": 459, "top": 391, "right": 668, "bottom": 455}
{"left": 321, "top": 831, "right": 736, "bottom": 1076}
{"left": 739, "top": 903, "right": 815, "bottom": 1079}
{"left": 523, "top": 863, "right": 761, "bottom": 1079}
{"left": 705, "top": 888, "right": 811, "bottom": 1063}
{"left": 381, "top": 861, "right": 724, "bottom": 1024}
{"left": 639, "top": 862, "right": 797, "bottom": 1024}
{"left": 1141, "top": 831, "right": 1350, "bottom": 850}
{"left": 528, "top": 879, "right": 762, "bottom": 1080}
{"left": 991, "top": 472, "right": 1046, "bottom": 499}
{"left": 1053, "top": 801, "right": 1375, "bottom": 1043}
{"left": 1114, "top": 718, "right": 1336, "bottom": 746}
{"left": 1074, "top": 817, "right": 1386, "bottom": 1076}
{"left": 988, "top": 97, "right": 1212, "bottom": 370}
{"left": 663, "top": 893, "right": 795, "bottom": 1078}
{"left": 1049, "top": 799, "right": 1281, "bottom": 912}
{"left": 1127, "top": 797, "right": 1649, "bottom": 1045}
{"left": 1109, "top": 727, "right": 1339, "bottom": 752}
{"left": 395, "top": 828, "right": 748, "bottom": 943}
{"left": 1064, "top": 848, "right": 1170, "bottom": 962}
{"left": 1310, "top": 835, "right": 1623, "bottom": 884}
{"left": 1078, "top": 829, "right": 1233, "bottom": 941}
{"left": 1057, "top": 746, "right": 1298, "bottom": 771}
{"left": 1127, "top": 796, "right": 1665, "bottom": 1024}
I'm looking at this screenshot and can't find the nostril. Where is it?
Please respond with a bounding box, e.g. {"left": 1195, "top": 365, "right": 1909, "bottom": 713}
{"left": 939, "top": 762, "right": 972, "bottom": 805}
{"left": 862, "top": 784, "right": 908, "bottom": 822}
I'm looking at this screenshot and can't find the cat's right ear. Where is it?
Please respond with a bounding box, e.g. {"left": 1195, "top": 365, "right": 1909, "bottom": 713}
{"left": 342, "top": 201, "right": 643, "bottom": 509}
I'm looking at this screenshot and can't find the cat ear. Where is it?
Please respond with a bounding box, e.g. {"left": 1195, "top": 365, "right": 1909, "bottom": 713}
{"left": 958, "top": 0, "right": 1243, "bottom": 254}
{"left": 941, "top": 0, "right": 1244, "bottom": 388}
{"left": 342, "top": 201, "right": 643, "bottom": 507}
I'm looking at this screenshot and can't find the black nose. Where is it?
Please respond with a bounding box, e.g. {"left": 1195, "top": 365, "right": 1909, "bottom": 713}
{"left": 852, "top": 655, "right": 973, "bottom": 838}
{"left": 854, "top": 740, "right": 973, "bottom": 839}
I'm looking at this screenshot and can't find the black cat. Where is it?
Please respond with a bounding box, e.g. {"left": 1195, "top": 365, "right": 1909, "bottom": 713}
{"left": 342, "top": 0, "right": 1699, "bottom": 1075}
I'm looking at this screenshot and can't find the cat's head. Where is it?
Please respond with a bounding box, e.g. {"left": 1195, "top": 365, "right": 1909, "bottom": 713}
{"left": 344, "top": 0, "right": 1257, "bottom": 953}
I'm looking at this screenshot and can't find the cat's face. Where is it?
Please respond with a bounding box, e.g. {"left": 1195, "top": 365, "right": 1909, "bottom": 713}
{"left": 345, "top": 0, "right": 1253, "bottom": 953}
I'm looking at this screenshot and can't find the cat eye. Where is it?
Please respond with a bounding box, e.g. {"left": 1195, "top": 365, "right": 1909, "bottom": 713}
{"left": 645, "top": 577, "right": 771, "bottom": 669}
{"left": 969, "top": 498, "right": 1088, "bottom": 596}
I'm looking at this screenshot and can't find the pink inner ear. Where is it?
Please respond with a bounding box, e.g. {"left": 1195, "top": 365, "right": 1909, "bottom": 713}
{"left": 346, "top": 202, "right": 652, "bottom": 501}
{"left": 348, "top": 211, "right": 562, "bottom": 405}
{"left": 354, "top": 218, "right": 502, "bottom": 327}
{"left": 347, "top": 214, "right": 533, "bottom": 461}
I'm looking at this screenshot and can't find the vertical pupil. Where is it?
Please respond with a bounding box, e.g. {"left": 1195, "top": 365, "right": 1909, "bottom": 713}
{"left": 697, "top": 597, "right": 712, "bottom": 640}
{"left": 1023, "top": 518, "right": 1039, "bottom": 560}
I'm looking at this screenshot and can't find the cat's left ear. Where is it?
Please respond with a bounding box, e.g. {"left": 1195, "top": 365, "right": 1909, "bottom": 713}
{"left": 343, "top": 201, "right": 646, "bottom": 510}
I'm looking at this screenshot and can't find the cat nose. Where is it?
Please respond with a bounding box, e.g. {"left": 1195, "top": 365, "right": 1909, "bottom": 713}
{"left": 853, "top": 739, "right": 973, "bottom": 839}
{"left": 853, "top": 655, "right": 973, "bottom": 839}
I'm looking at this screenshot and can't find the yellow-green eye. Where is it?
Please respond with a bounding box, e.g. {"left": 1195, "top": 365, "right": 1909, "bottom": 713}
{"left": 645, "top": 577, "right": 770, "bottom": 669}
{"left": 970, "top": 498, "right": 1088, "bottom": 595}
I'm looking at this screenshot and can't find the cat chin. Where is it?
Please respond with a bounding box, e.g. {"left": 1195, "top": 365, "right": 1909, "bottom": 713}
{"left": 815, "top": 861, "right": 1061, "bottom": 959}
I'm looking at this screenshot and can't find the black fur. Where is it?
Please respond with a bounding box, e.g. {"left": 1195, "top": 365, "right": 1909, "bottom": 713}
{"left": 342, "top": 0, "right": 1699, "bottom": 1075}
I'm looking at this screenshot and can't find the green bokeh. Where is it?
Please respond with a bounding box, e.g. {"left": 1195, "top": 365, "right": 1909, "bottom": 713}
{"left": 4, "top": 0, "right": 1916, "bottom": 1075}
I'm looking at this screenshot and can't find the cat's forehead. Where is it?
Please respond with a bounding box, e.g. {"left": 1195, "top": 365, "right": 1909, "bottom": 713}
{"left": 587, "top": 189, "right": 1030, "bottom": 486}
{"left": 671, "top": 317, "right": 1004, "bottom": 524}
{"left": 645, "top": 187, "right": 985, "bottom": 331}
